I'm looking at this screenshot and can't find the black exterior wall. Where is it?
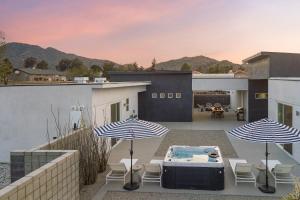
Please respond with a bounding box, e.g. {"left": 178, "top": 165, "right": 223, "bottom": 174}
{"left": 269, "top": 53, "right": 300, "bottom": 77}
{"left": 248, "top": 79, "right": 268, "bottom": 122}
{"left": 109, "top": 71, "right": 193, "bottom": 122}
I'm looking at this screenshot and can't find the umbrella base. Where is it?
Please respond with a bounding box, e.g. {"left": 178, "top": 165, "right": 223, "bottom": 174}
{"left": 123, "top": 182, "right": 139, "bottom": 191}
{"left": 258, "top": 185, "right": 275, "bottom": 193}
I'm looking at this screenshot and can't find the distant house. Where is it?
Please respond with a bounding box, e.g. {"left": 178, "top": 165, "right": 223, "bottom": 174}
{"left": 233, "top": 69, "right": 248, "bottom": 78}
{"left": 12, "top": 68, "right": 67, "bottom": 82}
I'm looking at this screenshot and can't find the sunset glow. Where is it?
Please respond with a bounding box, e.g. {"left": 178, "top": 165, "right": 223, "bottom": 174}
{"left": 1, "top": 0, "right": 300, "bottom": 66}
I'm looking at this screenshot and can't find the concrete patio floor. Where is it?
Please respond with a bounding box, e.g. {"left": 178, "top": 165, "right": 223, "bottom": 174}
{"left": 92, "top": 120, "right": 299, "bottom": 200}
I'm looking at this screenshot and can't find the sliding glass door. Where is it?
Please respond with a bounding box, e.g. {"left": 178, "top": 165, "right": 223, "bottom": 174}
{"left": 278, "top": 103, "right": 293, "bottom": 154}
{"left": 110, "top": 103, "right": 120, "bottom": 146}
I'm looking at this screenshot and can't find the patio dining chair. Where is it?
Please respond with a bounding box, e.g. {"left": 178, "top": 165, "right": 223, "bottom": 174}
{"left": 205, "top": 103, "right": 213, "bottom": 111}
{"left": 142, "top": 163, "right": 162, "bottom": 186}
{"left": 229, "top": 158, "right": 256, "bottom": 187}
{"left": 272, "top": 164, "right": 296, "bottom": 188}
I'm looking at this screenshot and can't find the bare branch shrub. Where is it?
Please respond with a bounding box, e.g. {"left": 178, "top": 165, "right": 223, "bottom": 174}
{"left": 44, "top": 107, "right": 110, "bottom": 189}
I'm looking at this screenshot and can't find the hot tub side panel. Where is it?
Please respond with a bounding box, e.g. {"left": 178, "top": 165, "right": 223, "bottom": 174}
{"left": 162, "top": 165, "right": 224, "bottom": 190}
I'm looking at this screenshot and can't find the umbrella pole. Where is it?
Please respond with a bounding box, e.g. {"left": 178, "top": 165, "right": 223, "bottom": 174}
{"left": 123, "top": 139, "right": 139, "bottom": 190}
{"left": 130, "top": 139, "right": 133, "bottom": 185}
{"left": 265, "top": 142, "right": 269, "bottom": 188}
{"left": 258, "top": 142, "right": 275, "bottom": 193}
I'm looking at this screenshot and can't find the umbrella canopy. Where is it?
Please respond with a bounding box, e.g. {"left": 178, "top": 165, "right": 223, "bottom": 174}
{"left": 94, "top": 118, "right": 169, "bottom": 191}
{"left": 228, "top": 118, "right": 300, "bottom": 144}
{"left": 94, "top": 118, "right": 169, "bottom": 139}
{"left": 227, "top": 118, "right": 300, "bottom": 194}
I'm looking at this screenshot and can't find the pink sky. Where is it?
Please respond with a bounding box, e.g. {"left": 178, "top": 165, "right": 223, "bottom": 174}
{"left": 1, "top": 0, "right": 300, "bottom": 66}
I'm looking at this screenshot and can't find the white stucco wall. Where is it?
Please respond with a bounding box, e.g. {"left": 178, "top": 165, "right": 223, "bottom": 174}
{"left": 268, "top": 78, "right": 300, "bottom": 162}
{"left": 192, "top": 78, "right": 248, "bottom": 91}
{"left": 92, "top": 86, "right": 146, "bottom": 126}
{"left": 230, "top": 90, "right": 247, "bottom": 110}
{"left": 0, "top": 83, "right": 147, "bottom": 161}
{"left": 0, "top": 85, "right": 92, "bottom": 161}
{"left": 242, "top": 90, "right": 249, "bottom": 122}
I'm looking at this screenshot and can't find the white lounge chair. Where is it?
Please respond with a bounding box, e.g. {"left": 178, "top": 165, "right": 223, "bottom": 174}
{"left": 142, "top": 161, "right": 162, "bottom": 186}
{"left": 272, "top": 164, "right": 295, "bottom": 188}
{"left": 261, "top": 160, "right": 281, "bottom": 171}
{"left": 106, "top": 158, "right": 138, "bottom": 184}
{"left": 229, "top": 158, "right": 256, "bottom": 187}
{"left": 106, "top": 163, "right": 128, "bottom": 184}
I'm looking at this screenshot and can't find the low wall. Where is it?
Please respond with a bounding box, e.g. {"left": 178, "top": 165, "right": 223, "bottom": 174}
{"left": 0, "top": 150, "right": 79, "bottom": 200}
{"left": 10, "top": 150, "right": 64, "bottom": 182}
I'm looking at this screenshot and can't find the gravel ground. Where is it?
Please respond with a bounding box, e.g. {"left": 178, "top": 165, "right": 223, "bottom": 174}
{"left": 154, "top": 130, "right": 238, "bottom": 158}
{"left": 103, "top": 191, "right": 279, "bottom": 200}
{"left": 0, "top": 163, "right": 10, "bottom": 189}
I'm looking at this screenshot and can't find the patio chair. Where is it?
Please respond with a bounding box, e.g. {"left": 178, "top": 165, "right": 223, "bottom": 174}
{"left": 214, "top": 103, "right": 222, "bottom": 108}
{"left": 229, "top": 159, "right": 256, "bottom": 187}
{"left": 272, "top": 164, "right": 296, "bottom": 188}
{"left": 106, "top": 162, "right": 128, "bottom": 184}
{"left": 142, "top": 163, "right": 162, "bottom": 186}
{"left": 205, "top": 103, "right": 212, "bottom": 111}
{"left": 197, "top": 104, "right": 204, "bottom": 112}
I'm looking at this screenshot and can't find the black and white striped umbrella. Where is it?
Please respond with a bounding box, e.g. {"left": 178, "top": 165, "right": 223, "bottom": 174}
{"left": 227, "top": 118, "right": 300, "bottom": 193}
{"left": 94, "top": 118, "right": 169, "bottom": 140}
{"left": 228, "top": 118, "right": 300, "bottom": 144}
{"left": 94, "top": 118, "right": 169, "bottom": 190}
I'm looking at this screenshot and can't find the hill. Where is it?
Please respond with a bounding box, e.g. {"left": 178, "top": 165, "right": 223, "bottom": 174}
{"left": 155, "top": 55, "right": 241, "bottom": 72}
{"left": 4, "top": 42, "right": 118, "bottom": 69}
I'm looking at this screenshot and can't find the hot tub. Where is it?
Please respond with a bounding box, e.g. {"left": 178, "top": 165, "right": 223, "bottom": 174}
{"left": 162, "top": 145, "right": 224, "bottom": 190}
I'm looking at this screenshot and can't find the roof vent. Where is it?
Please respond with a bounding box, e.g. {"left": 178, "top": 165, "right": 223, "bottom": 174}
{"left": 94, "top": 77, "right": 107, "bottom": 83}
{"left": 74, "top": 77, "right": 89, "bottom": 84}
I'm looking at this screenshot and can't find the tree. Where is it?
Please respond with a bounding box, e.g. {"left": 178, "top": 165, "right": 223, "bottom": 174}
{"left": 90, "top": 64, "right": 101, "bottom": 73}
{"left": 181, "top": 63, "right": 192, "bottom": 71}
{"left": 102, "top": 62, "right": 115, "bottom": 79}
{"left": 150, "top": 58, "right": 156, "bottom": 71}
{"left": 67, "top": 65, "right": 90, "bottom": 78}
{"left": 0, "top": 31, "right": 5, "bottom": 60}
{"left": 90, "top": 64, "right": 102, "bottom": 80}
{"left": 24, "top": 57, "right": 37, "bottom": 68}
{"left": 125, "top": 62, "right": 139, "bottom": 71}
{"left": 0, "top": 31, "right": 12, "bottom": 85}
{"left": 70, "top": 58, "right": 83, "bottom": 69}
{"left": 36, "top": 60, "right": 48, "bottom": 69}
{"left": 0, "top": 58, "right": 13, "bottom": 85}
{"left": 66, "top": 58, "right": 91, "bottom": 79}
{"left": 56, "top": 58, "right": 72, "bottom": 71}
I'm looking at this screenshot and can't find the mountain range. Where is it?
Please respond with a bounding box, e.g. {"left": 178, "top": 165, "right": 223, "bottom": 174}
{"left": 4, "top": 42, "right": 117, "bottom": 69}
{"left": 4, "top": 42, "right": 241, "bottom": 72}
{"left": 155, "top": 56, "right": 241, "bottom": 72}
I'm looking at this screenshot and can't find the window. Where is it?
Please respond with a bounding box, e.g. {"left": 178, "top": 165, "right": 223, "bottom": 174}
{"left": 160, "top": 93, "right": 166, "bottom": 98}
{"left": 255, "top": 93, "right": 268, "bottom": 99}
{"left": 126, "top": 98, "right": 129, "bottom": 111}
{"left": 168, "top": 93, "right": 173, "bottom": 99}
{"left": 152, "top": 93, "right": 157, "bottom": 98}
{"left": 175, "top": 93, "right": 182, "bottom": 99}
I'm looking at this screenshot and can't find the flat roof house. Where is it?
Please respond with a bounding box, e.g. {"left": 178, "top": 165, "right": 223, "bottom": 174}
{"left": 269, "top": 77, "right": 300, "bottom": 162}
{"left": 0, "top": 81, "right": 149, "bottom": 161}
{"left": 12, "top": 68, "right": 67, "bottom": 82}
{"left": 243, "top": 52, "right": 300, "bottom": 122}
{"left": 109, "top": 71, "right": 193, "bottom": 122}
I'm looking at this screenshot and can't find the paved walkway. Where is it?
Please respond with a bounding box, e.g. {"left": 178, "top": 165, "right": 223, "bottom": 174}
{"left": 92, "top": 121, "right": 299, "bottom": 200}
